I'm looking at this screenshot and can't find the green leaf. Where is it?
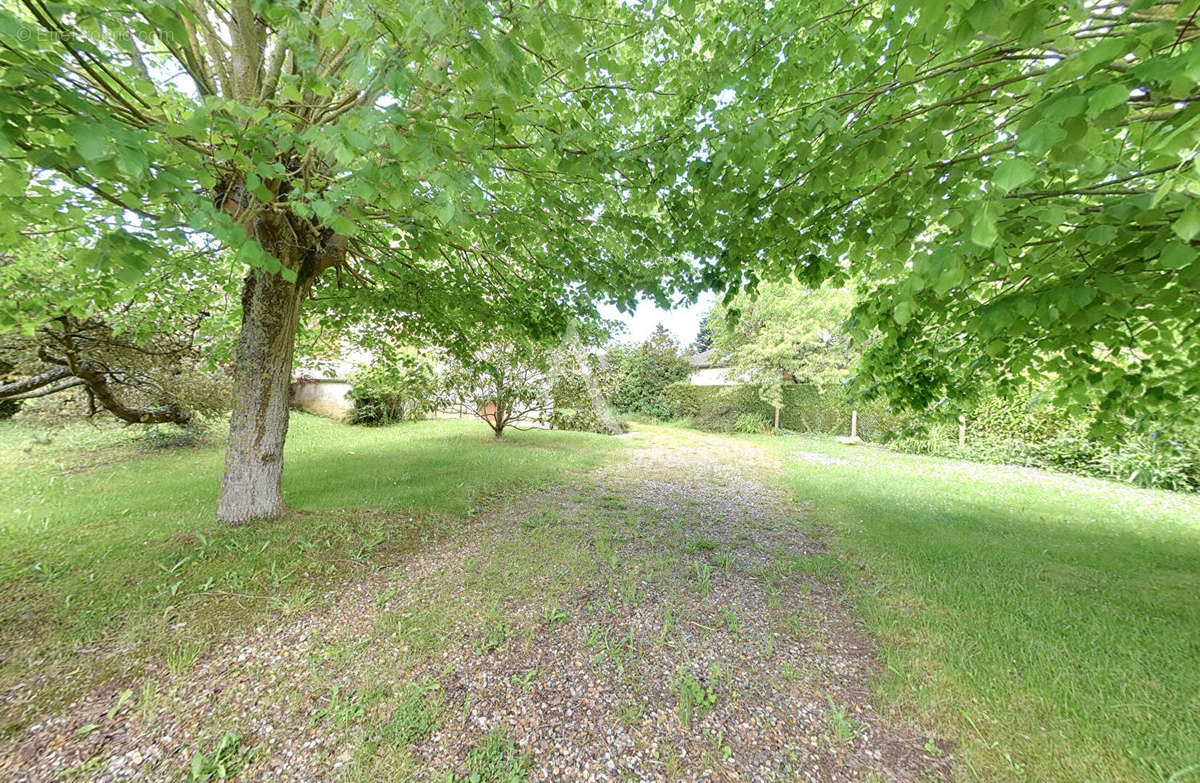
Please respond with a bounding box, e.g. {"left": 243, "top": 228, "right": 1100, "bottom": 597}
{"left": 970, "top": 206, "right": 998, "bottom": 248}
{"left": 1159, "top": 240, "right": 1197, "bottom": 270}
{"left": 1171, "top": 202, "right": 1200, "bottom": 241}
{"left": 893, "top": 300, "right": 913, "bottom": 326}
{"left": 1087, "top": 84, "right": 1130, "bottom": 116}
{"left": 993, "top": 159, "right": 1036, "bottom": 192}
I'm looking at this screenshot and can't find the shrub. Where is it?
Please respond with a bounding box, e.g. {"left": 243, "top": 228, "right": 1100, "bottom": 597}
{"left": 347, "top": 351, "right": 437, "bottom": 425}
{"left": 1097, "top": 434, "right": 1199, "bottom": 492}
{"left": 608, "top": 326, "right": 691, "bottom": 418}
{"left": 733, "top": 411, "right": 771, "bottom": 434}
{"left": 549, "top": 352, "right": 624, "bottom": 434}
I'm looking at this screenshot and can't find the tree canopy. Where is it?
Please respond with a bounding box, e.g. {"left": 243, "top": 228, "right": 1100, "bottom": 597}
{"left": 676, "top": 0, "right": 1199, "bottom": 424}
{"left": 0, "top": 0, "right": 703, "bottom": 521}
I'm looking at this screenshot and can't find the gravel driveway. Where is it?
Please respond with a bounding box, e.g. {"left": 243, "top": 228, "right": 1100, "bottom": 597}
{"left": 2, "top": 426, "right": 951, "bottom": 782}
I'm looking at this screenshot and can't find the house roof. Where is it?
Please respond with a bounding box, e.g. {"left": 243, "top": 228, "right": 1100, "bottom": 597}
{"left": 688, "top": 348, "right": 729, "bottom": 369}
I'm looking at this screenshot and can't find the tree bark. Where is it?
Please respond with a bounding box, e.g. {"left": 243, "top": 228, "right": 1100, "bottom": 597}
{"left": 217, "top": 270, "right": 303, "bottom": 524}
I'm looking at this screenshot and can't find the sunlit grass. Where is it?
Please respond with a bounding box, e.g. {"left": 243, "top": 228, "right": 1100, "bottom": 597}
{"left": 767, "top": 434, "right": 1200, "bottom": 783}
{"left": 0, "top": 413, "right": 617, "bottom": 735}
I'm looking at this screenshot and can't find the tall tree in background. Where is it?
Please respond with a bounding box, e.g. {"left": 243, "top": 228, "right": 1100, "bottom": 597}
{"left": 709, "top": 283, "right": 857, "bottom": 406}
{"left": 0, "top": 0, "right": 698, "bottom": 522}
{"left": 677, "top": 0, "right": 1199, "bottom": 424}
{"left": 608, "top": 324, "right": 692, "bottom": 418}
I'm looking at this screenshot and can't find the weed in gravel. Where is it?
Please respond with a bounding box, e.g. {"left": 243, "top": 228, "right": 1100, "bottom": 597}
{"left": 478, "top": 617, "right": 510, "bottom": 655}
{"left": 617, "top": 700, "right": 644, "bottom": 728}
{"left": 138, "top": 680, "right": 161, "bottom": 726}
{"left": 826, "top": 694, "right": 857, "bottom": 743}
{"left": 687, "top": 536, "right": 718, "bottom": 553}
{"left": 186, "top": 732, "right": 258, "bottom": 782}
{"left": 452, "top": 729, "right": 531, "bottom": 783}
{"left": 390, "top": 606, "right": 449, "bottom": 656}
{"left": 659, "top": 607, "right": 678, "bottom": 643}
{"left": 719, "top": 606, "right": 740, "bottom": 633}
{"left": 310, "top": 685, "right": 369, "bottom": 728}
{"left": 510, "top": 667, "right": 539, "bottom": 691}
{"left": 381, "top": 680, "right": 442, "bottom": 746}
{"left": 166, "top": 641, "right": 202, "bottom": 679}
{"left": 676, "top": 670, "right": 717, "bottom": 726}
{"left": 584, "top": 625, "right": 636, "bottom": 672}
{"left": 374, "top": 586, "right": 399, "bottom": 608}
{"left": 707, "top": 728, "right": 733, "bottom": 761}
{"left": 542, "top": 603, "right": 569, "bottom": 625}
{"left": 691, "top": 560, "right": 713, "bottom": 596}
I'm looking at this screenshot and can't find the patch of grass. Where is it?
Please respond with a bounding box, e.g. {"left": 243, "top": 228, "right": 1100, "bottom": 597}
{"left": 166, "top": 642, "right": 202, "bottom": 679}
{"left": 718, "top": 605, "right": 740, "bottom": 633}
{"left": 690, "top": 560, "right": 713, "bottom": 596}
{"left": 452, "top": 729, "right": 531, "bottom": 783}
{"left": 676, "top": 669, "right": 717, "bottom": 726}
{"left": 186, "top": 731, "right": 258, "bottom": 782}
{"left": 825, "top": 694, "right": 856, "bottom": 743}
{"left": 687, "top": 536, "right": 718, "bottom": 552}
{"left": 770, "top": 434, "right": 1200, "bottom": 782}
{"left": 0, "top": 415, "right": 615, "bottom": 731}
{"left": 477, "top": 617, "right": 511, "bottom": 655}
{"left": 380, "top": 680, "right": 443, "bottom": 746}
{"left": 310, "top": 684, "right": 375, "bottom": 728}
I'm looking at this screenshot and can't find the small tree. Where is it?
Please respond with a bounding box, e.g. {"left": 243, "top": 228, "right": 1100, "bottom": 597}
{"left": 439, "top": 341, "right": 552, "bottom": 438}
{"left": 608, "top": 325, "right": 692, "bottom": 418}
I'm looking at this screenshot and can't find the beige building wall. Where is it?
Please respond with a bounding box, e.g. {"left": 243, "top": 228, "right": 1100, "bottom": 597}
{"left": 689, "top": 366, "right": 740, "bottom": 386}
{"left": 291, "top": 380, "right": 353, "bottom": 419}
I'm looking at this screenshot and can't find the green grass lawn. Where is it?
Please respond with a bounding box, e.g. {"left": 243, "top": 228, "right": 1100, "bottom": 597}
{"left": 767, "top": 434, "right": 1200, "bottom": 783}
{"left": 0, "top": 414, "right": 617, "bottom": 735}
{"left": 3, "top": 415, "right": 1198, "bottom": 782}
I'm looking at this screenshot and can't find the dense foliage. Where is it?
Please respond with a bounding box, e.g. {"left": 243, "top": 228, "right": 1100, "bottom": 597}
{"left": 548, "top": 352, "right": 624, "bottom": 435}
{"left": 666, "top": 383, "right": 900, "bottom": 439}
{"left": 706, "top": 282, "right": 858, "bottom": 409}
{"left": 0, "top": 236, "right": 237, "bottom": 424}
{"left": 679, "top": 0, "right": 1199, "bottom": 426}
{"left": 346, "top": 349, "right": 438, "bottom": 426}
{"left": 607, "top": 325, "right": 693, "bottom": 419}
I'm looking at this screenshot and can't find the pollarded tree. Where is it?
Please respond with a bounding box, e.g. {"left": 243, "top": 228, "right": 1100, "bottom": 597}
{"left": 0, "top": 233, "right": 237, "bottom": 423}
{"left": 0, "top": 1, "right": 700, "bottom": 522}
{"left": 674, "top": 1, "right": 1200, "bottom": 426}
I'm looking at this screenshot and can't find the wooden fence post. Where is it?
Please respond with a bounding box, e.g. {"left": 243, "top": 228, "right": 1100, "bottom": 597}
{"left": 774, "top": 404, "right": 781, "bottom": 430}
{"left": 958, "top": 415, "right": 966, "bottom": 447}
{"left": 851, "top": 409, "right": 858, "bottom": 439}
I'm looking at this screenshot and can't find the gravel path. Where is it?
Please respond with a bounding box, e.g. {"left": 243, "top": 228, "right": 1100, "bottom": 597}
{"left": 1, "top": 427, "right": 951, "bottom": 781}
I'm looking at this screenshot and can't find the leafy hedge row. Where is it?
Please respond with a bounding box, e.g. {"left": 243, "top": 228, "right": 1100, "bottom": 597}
{"left": 664, "top": 383, "right": 900, "bottom": 439}
{"left": 664, "top": 383, "right": 1200, "bottom": 492}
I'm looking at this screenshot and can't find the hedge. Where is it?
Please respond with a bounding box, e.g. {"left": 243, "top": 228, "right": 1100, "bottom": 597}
{"left": 664, "top": 382, "right": 1199, "bottom": 492}
{"left": 664, "top": 383, "right": 901, "bottom": 440}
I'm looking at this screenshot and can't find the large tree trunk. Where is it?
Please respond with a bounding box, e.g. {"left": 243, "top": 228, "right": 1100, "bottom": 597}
{"left": 217, "top": 270, "right": 303, "bottom": 524}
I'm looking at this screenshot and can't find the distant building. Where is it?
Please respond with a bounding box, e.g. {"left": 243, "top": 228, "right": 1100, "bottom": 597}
{"left": 688, "top": 349, "right": 742, "bottom": 386}
{"left": 290, "top": 350, "right": 371, "bottom": 419}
